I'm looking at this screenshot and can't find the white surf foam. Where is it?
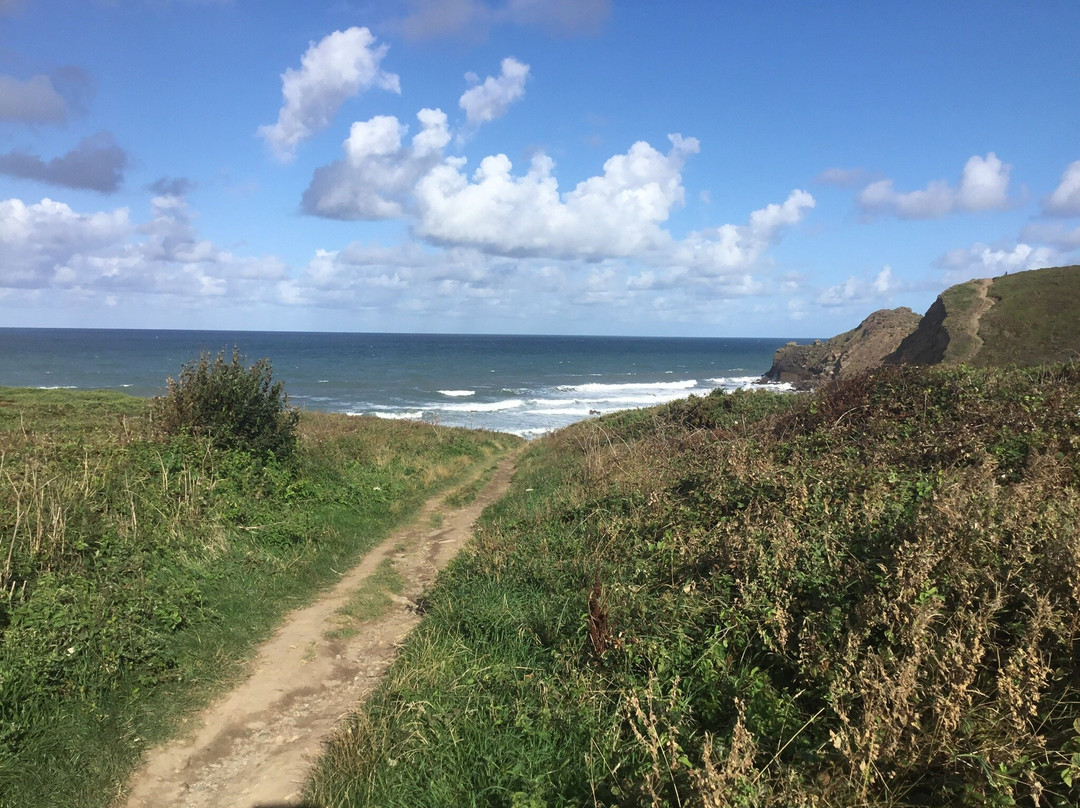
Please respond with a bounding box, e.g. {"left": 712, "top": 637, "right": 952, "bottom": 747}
{"left": 559, "top": 379, "right": 699, "bottom": 394}
{"left": 439, "top": 399, "right": 526, "bottom": 413}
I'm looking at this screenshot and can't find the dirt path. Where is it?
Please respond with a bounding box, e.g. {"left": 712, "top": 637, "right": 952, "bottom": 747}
{"left": 956, "top": 277, "right": 996, "bottom": 362}
{"left": 121, "top": 452, "right": 518, "bottom": 808}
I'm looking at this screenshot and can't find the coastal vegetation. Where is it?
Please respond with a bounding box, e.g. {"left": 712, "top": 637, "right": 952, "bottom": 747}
{"left": 306, "top": 362, "right": 1080, "bottom": 807}
{"left": 971, "top": 266, "right": 1080, "bottom": 367}
{"left": 6, "top": 325, "right": 1080, "bottom": 807}
{"left": 768, "top": 265, "right": 1080, "bottom": 386}
{"left": 151, "top": 347, "right": 300, "bottom": 459}
{"left": 0, "top": 380, "right": 520, "bottom": 808}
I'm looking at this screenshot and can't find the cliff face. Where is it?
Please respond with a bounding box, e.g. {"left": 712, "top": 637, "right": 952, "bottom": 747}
{"left": 768, "top": 265, "right": 1080, "bottom": 387}
{"left": 887, "top": 265, "right": 1080, "bottom": 369}
{"left": 883, "top": 296, "right": 951, "bottom": 366}
{"left": 762, "top": 307, "right": 922, "bottom": 387}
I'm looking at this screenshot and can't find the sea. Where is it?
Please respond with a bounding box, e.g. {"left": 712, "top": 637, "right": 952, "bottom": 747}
{"left": 0, "top": 329, "right": 798, "bottom": 439}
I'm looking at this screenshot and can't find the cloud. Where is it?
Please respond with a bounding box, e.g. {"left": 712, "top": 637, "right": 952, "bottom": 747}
{"left": 815, "top": 167, "right": 870, "bottom": 187}
{"left": 49, "top": 66, "right": 95, "bottom": 117}
{"left": 394, "top": 0, "right": 482, "bottom": 40}
{"left": 272, "top": 235, "right": 809, "bottom": 333}
{"left": 0, "top": 132, "right": 128, "bottom": 192}
{"left": 258, "top": 27, "right": 400, "bottom": 162}
{"left": 413, "top": 134, "right": 705, "bottom": 259}
{"left": 859, "top": 177, "right": 953, "bottom": 219}
{"left": 816, "top": 265, "right": 899, "bottom": 308}
{"left": 670, "top": 190, "right": 815, "bottom": 273}
{"left": 1021, "top": 220, "right": 1080, "bottom": 250}
{"left": 1043, "top": 160, "right": 1080, "bottom": 217}
{"left": 301, "top": 56, "right": 529, "bottom": 220}
{"left": 857, "top": 153, "right": 1012, "bottom": 219}
{"left": 0, "top": 74, "right": 67, "bottom": 123}
{"left": 392, "top": 0, "right": 610, "bottom": 41}
{"left": 304, "top": 106, "right": 812, "bottom": 277}
{"left": 0, "top": 198, "right": 131, "bottom": 288}
{"left": 148, "top": 176, "right": 196, "bottom": 197}
{"left": 937, "top": 241, "right": 1059, "bottom": 285}
{"left": 503, "top": 0, "right": 611, "bottom": 35}
{"left": 301, "top": 108, "right": 450, "bottom": 219}
{"left": 293, "top": 57, "right": 815, "bottom": 320}
{"left": 459, "top": 57, "right": 529, "bottom": 128}
{"left": 0, "top": 194, "right": 284, "bottom": 301}
{"left": 275, "top": 240, "right": 508, "bottom": 312}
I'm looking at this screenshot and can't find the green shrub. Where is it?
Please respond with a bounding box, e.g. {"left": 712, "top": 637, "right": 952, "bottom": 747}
{"left": 152, "top": 349, "right": 299, "bottom": 459}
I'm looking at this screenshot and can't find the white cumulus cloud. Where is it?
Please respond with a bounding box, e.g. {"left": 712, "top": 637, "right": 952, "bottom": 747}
{"left": 258, "top": 27, "right": 401, "bottom": 162}
{"left": 816, "top": 265, "right": 899, "bottom": 308}
{"left": 1, "top": 193, "right": 284, "bottom": 302}
{"left": 295, "top": 59, "right": 816, "bottom": 308}
{"left": 670, "top": 190, "right": 815, "bottom": 273}
{"left": 0, "top": 198, "right": 130, "bottom": 287}
{"left": 1044, "top": 160, "right": 1080, "bottom": 217}
{"left": 873, "top": 264, "right": 895, "bottom": 294}
{"left": 301, "top": 108, "right": 450, "bottom": 219}
{"left": 303, "top": 108, "right": 813, "bottom": 282}
{"left": 459, "top": 57, "right": 529, "bottom": 128}
{"left": 858, "top": 153, "right": 1012, "bottom": 219}
{"left": 937, "top": 242, "right": 1059, "bottom": 285}
{"left": 414, "top": 134, "right": 700, "bottom": 258}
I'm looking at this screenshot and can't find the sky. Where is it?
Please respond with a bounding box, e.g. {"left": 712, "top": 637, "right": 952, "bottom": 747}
{"left": 1, "top": 0, "right": 1079, "bottom": 338}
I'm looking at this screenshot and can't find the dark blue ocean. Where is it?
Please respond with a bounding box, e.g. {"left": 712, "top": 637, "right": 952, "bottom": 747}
{"left": 0, "top": 329, "right": 798, "bottom": 438}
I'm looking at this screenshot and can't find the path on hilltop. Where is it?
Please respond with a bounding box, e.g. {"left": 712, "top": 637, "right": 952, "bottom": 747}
{"left": 955, "top": 277, "right": 996, "bottom": 363}
{"left": 121, "top": 452, "right": 520, "bottom": 808}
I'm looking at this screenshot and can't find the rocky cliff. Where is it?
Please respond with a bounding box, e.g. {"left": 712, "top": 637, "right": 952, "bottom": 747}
{"left": 762, "top": 307, "right": 922, "bottom": 387}
{"left": 766, "top": 265, "right": 1080, "bottom": 387}
{"left": 887, "top": 265, "right": 1080, "bottom": 368}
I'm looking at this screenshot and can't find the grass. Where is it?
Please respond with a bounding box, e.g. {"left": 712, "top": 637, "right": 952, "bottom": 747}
{"left": 0, "top": 386, "right": 521, "bottom": 808}
{"left": 974, "top": 265, "right": 1080, "bottom": 367}
{"left": 325, "top": 558, "right": 406, "bottom": 640}
{"left": 442, "top": 457, "right": 503, "bottom": 508}
{"left": 305, "top": 366, "right": 1080, "bottom": 807}
{"left": 938, "top": 279, "right": 984, "bottom": 364}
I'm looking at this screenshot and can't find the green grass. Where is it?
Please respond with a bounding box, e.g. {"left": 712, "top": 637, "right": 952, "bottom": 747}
{"left": 974, "top": 264, "right": 1080, "bottom": 366}
{"left": 0, "top": 387, "right": 521, "bottom": 808}
{"left": 938, "top": 279, "right": 984, "bottom": 363}
{"left": 442, "top": 457, "right": 503, "bottom": 508}
{"left": 305, "top": 368, "right": 1080, "bottom": 807}
{"left": 325, "top": 558, "right": 406, "bottom": 639}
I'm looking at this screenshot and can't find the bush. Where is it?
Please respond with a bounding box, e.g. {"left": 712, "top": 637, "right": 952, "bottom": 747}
{"left": 153, "top": 349, "right": 299, "bottom": 459}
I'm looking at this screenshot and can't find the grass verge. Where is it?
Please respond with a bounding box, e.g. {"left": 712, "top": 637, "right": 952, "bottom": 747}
{"left": 0, "top": 387, "right": 521, "bottom": 808}
{"left": 976, "top": 265, "right": 1080, "bottom": 367}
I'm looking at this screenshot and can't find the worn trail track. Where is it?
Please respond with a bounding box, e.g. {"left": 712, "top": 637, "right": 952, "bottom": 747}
{"left": 955, "top": 277, "right": 996, "bottom": 363}
{"left": 121, "top": 453, "right": 518, "bottom": 808}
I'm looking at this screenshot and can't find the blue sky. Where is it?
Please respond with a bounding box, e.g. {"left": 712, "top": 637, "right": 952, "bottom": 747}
{"left": 1, "top": 0, "right": 1079, "bottom": 337}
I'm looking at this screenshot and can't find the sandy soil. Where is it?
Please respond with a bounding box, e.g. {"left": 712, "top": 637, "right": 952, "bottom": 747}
{"left": 120, "top": 453, "right": 518, "bottom": 808}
